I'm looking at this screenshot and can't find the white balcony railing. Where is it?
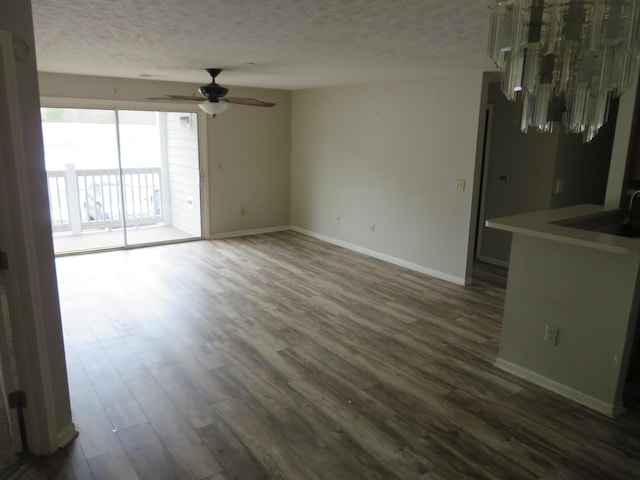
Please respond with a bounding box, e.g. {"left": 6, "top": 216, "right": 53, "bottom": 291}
{"left": 47, "top": 164, "right": 163, "bottom": 234}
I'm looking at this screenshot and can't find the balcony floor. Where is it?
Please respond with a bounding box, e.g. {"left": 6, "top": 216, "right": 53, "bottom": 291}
{"left": 53, "top": 225, "right": 198, "bottom": 254}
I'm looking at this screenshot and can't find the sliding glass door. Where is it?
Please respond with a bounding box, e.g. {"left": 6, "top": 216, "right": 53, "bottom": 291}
{"left": 42, "top": 107, "right": 202, "bottom": 254}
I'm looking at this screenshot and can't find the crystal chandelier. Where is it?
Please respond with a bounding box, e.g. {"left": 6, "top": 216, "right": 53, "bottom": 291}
{"left": 488, "top": 0, "right": 640, "bottom": 142}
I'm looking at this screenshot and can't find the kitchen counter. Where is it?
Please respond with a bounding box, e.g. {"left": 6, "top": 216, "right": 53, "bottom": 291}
{"left": 486, "top": 204, "right": 640, "bottom": 255}
{"left": 486, "top": 205, "right": 640, "bottom": 416}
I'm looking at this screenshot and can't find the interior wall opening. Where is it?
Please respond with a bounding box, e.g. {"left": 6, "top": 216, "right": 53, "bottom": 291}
{"left": 474, "top": 82, "right": 619, "bottom": 270}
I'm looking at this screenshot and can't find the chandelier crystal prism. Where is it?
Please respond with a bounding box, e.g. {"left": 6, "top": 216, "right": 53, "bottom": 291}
{"left": 488, "top": 0, "right": 640, "bottom": 142}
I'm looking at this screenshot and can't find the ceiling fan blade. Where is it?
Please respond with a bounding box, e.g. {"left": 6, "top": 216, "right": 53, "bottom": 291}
{"left": 147, "top": 95, "right": 203, "bottom": 102}
{"left": 147, "top": 93, "right": 275, "bottom": 108}
{"left": 226, "top": 97, "right": 276, "bottom": 108}
{"left": 147, "top": 69, "right": 275, "bottom": 110}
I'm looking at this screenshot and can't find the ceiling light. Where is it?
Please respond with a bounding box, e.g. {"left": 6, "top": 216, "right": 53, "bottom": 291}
{"left": 489, "top": 0, "right": 640, "bottom": 142}
{"left": 199, "top": 100, "right": 230, "bottom": 117}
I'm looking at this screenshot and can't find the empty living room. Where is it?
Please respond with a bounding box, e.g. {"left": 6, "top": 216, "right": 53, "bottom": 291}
{"left": 2, "top": 1, "right": 640, "bottom": 479}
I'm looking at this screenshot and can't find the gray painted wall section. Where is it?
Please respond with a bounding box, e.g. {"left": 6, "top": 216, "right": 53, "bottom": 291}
{"left": 0, "top": 3, "right": 75, "bottom": 453}
{"left": 499, "top": 233, "right": 640, "bottom": 409}
{"left": 38, "top": 73, "right": 292, "bottom": 238}
{"left": 292, "top": 73, "right": 484, "bottom": 284}
{"left": 479, "top": 83, "right": 559, "bottom": 264}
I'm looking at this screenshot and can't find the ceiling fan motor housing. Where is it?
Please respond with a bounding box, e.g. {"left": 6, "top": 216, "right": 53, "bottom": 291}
{"left": 198, "top": 83, "right": 229, "bottom": 102}
{"left": 150, "top": 68, "right": 273, "bottom": 109}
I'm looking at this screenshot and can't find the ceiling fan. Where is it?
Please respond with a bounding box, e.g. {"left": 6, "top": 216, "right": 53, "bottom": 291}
{"left": 148, "top": 68, "right": 275, "bottom": 116}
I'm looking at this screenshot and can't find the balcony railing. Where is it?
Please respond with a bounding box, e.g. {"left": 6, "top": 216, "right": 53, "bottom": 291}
{"left": 47, "top": 164, "right": 163, "bottom": 234}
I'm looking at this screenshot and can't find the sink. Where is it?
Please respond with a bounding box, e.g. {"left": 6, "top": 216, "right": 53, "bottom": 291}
{"left": 595, "top": 223, "right": 630, "bottom": 236}
{"left": 553, "top": 210, "right": 634, "bottom": 237}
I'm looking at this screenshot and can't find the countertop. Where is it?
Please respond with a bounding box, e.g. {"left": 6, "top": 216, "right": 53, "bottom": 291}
{"left": 486, "top": 204, "right": 640, "bottom": 255}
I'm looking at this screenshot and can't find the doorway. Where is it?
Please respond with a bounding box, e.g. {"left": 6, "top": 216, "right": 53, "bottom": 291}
{"left": 475, "top": 82, "right": 618, "bottom": 267}
{"left": 42, "top": 107, "right": 203, "bottom": 254}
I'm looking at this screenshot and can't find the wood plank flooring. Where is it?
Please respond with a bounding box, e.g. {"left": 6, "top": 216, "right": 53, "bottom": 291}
{"left": 18, "top": 231, "right": 640, "bottom": 479}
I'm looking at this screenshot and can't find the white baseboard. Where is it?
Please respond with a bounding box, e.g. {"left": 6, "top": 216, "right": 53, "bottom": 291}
{"left": 209, "top": 225, "right": 469, "bottom": 286}
{"left": 291, "top": 226, "right": 468, "bottom": 286}
{"left": 495, "top": 358, "right": 625, "bottom": 418}
{"left": 57, "top": 421, "right": 78, "bottom": 448}
{"left": 210, "top": 225, "right": 291, "bottom": 240}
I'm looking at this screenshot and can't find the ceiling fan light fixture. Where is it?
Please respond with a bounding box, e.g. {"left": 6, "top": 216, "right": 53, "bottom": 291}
{"left": 151, "top": 68, "right": 275, "bottom": 111}
{"left": 199, "top": 100, "right": 230, "bottom": 117}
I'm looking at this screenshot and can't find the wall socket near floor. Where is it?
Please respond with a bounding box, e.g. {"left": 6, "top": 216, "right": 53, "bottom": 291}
{"left": 240, "top": 208, "right": 246, "bottom": 217}
{"left": 370, "top": 223, "right": 376, "bottom": 233}
{"left": 544, "top": 324, "right": 559, "bottom": 345}
{"left": 455, "top": 179, "right": 466, "bottom": 192}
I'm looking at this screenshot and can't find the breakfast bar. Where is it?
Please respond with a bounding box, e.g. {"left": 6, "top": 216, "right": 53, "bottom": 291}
{"left": 487, "top": 204, "right": 640, "bottom": 416}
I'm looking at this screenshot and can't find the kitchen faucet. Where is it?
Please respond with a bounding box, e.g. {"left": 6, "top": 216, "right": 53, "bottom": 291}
{"left": 623, "top": 189, "right": 640, "bottom": 236}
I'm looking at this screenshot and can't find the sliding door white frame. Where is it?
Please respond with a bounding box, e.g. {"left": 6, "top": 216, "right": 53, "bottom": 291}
{"left": 40, "top": 97, "right": 211, "bottom": 242}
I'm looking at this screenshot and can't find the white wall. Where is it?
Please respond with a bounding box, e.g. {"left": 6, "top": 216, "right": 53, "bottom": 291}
{"left": 165, "top": 112, "right": 201, "bottom": 236}
{"left": 208, "top": 86, "right": 291, "bottom": 236}
{"left": 0, "top": 3, "right": 75, "bottom": 454}
{"left": 498, "top": 233, "right": 640, "bottom": 412}
{"left": 38, "top": 73, "right": 292, "bottom": 238}
{"left": 291, "top": 73, "right": 485, "bottom": 284}
{"left": 479, "top": 82, "right": 619, "bottom": 265}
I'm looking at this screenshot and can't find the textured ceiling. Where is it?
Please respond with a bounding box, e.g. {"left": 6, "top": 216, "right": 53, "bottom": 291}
{"left": 31, "top": 0, "right": 497, "bottom": 90}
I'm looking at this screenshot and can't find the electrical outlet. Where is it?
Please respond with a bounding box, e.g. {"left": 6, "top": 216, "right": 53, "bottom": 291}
{"left": 455, "top": 179, "right": 466, "bottom": 192}
{"left": 370, "top": 223, "right": 376, "bottom": 233}
{"left": 240, "top": 208, "right": 246, "bottom": 217}
{"left": 544, "top": 324, "right": 559, "bottom": 345}
{"left": 336, "top": 215, "right": 341, "bottom": 223}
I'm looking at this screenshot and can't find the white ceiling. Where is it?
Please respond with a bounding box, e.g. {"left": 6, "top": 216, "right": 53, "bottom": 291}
{"left": 31, "top": 0, "right": 497, "bottom": 90}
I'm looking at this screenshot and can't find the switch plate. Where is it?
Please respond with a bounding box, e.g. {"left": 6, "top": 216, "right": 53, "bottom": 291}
{"left": 455, "top": 179, "right": 466, "bottom": 192}
{"left": 554, "top": 178, "right": 564, "bottom": 194}
{"left": 544, "top": 324, "right": 559, "bottom": 345}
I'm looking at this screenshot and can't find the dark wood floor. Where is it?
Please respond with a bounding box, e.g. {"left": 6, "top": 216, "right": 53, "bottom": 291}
{"left": 17, "top": 231, "right": 640, "bottom": 479}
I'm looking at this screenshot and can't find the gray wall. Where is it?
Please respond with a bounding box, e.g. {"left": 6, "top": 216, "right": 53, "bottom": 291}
{"left": 38, "top": 73, "right": 292, "bottom": 238}
{"left": 606, "top": 77, "right": 640, "bottom": 207}
{"left": 499, "top": 233, "right": 640, "bottom": 409}
{"left": 550, "top": 101, "right": 618, "bottom": 209}
{"left": 0, "top": 1, "right": 74, "bottom": 453}
{"left": 480, "top": 82, "right": 618, "bottom": 265}
{"left": 208, "top": 85, "right": 291, "bottom": 235}
{"left": 291, "top": 73, "right": 485, "bottom": 284}
{"left": 479, "top": 83, "right": 559, "bottom": 264}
